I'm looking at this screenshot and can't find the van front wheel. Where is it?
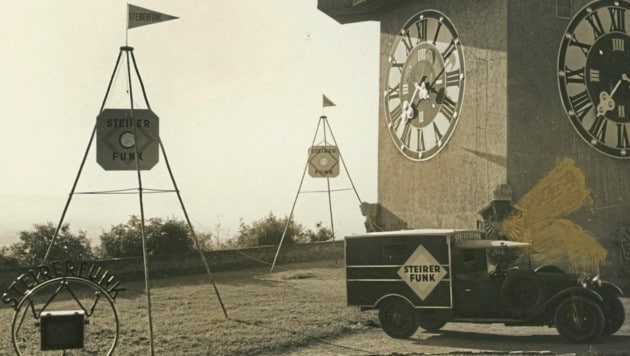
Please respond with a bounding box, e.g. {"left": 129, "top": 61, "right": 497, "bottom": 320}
{"left": 378, "top": 298, "right": 418, "bottom": 339}
{"left": 554, "top": 296, "right": 604, "bottom": 343}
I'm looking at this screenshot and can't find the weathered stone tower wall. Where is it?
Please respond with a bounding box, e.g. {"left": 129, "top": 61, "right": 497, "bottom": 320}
{"left": 319, "top": 0, "right": 629, "bottom": 282}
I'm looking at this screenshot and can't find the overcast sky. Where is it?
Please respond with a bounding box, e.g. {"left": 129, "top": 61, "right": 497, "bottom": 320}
{"left": 0, "top": 1, "right": 380, "bottom": 246}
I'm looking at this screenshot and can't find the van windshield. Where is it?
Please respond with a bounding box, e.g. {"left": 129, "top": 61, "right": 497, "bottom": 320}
{"left": 486, "top": 247, "right": 524, "bottom": 275}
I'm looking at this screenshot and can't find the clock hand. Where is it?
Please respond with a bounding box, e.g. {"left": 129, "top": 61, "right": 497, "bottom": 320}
{"left": 597, "top": 78, "right": 624, "bottom": 115}
{"left": 403, "top": 86, "right": 420, "bottom": 123}
{"left": 410, "top": 84, "right": 420, "bottom": 103}
{"left": 403, "top": 81, "right": 431, "bottom": 123}
{"left": 429, "top": 67, "right": 446, "bottom": 90}
{"left": 418, "top": 81, "right": 430, "bottom": 101}
{"left": 402, "top": 77, "right": 434, "bottom": 123}
{"left": 610, "top": 79, "right": 623, "bottom": 97}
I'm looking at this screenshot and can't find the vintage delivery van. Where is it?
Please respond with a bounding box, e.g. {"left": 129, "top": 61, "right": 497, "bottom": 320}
{"left": 345, "top": 229, "right": 625, "bottom": 343}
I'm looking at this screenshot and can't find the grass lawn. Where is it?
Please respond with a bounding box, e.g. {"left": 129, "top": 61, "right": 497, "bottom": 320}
{"left": 0, "top": 260, "right": 376, "bottom": 355}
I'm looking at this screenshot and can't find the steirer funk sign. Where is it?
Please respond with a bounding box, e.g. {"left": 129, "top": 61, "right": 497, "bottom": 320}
{"left": 397, "top": 245, "right": 448, "bottom": 300}
{"left": 308, "top": 145, "right": 340, "bottom": 178}
{"left": 96, "top": 109, "right": 159, "bottom": 170}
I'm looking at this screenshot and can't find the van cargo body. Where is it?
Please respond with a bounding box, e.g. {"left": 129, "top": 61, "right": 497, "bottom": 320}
{"left": 345, "top": 229, "right": 481, "bottom": 308}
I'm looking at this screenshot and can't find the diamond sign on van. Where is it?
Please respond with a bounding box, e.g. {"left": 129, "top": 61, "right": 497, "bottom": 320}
{"left": 397, "top": 245, "right": 447, "bottom": 300}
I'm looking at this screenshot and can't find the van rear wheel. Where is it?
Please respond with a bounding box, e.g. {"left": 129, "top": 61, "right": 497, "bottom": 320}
{"left": 378, "top": 298, "right": 418, "bottom": 339}
{"left": 418, "top": 318, "right": 447, "bottom": 331}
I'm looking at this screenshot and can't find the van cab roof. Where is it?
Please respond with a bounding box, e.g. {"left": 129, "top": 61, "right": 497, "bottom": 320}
{"left": 345, "top": 228, "right": 483, "bottom": 240}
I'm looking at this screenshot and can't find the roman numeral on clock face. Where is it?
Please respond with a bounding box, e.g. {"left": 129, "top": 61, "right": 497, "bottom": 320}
{"left": 432, "top": 20, "right": 442, "bottom": 45}
{"left": 416, "top": 19, "right": 427, "bottom": 42}
{"left": 569, "top": 90, "right": 593, "bottom": 121}
{"left": 385, "top": 86, "right": 400, "bottom": 100}
{"left": 417, "top": 128, "right": 425, "bottom": 152}
{"left": 586, "top": 12, "right": 605, "bottom": 39}
{"left": 589, "top": 115, "right": 608, "bottom": 142}
{"left": 446, "top": 69, "right": 462, "bottom": 87}
{"left": 402, "top": 31, "right": 414, "bottom": 53}
{"left": 618, "top": 123, "right": 630, "bottom": 148}
{"left": 390, "top": 59, "right": 404, "bottom": 72}
{"left": 432, "top": 121, "right": 444, "bottom": 144}
{"left": 609, "top": 7, "right": 626, "bottom": 32}
{"left": 400, "top": 123, "right": 412, "bottom": 147}
{"left": 565, "top": 66, "right": 585, "bottom": 84}
{"left": 389, "top": 106, "right": 403, "bottom": 130}
{"left": 442, "top": 39, "right": 457, "bottom": 59}
{"left": 568, "top": 34, "right": 592, "bottom": 55}
{"left": 440, "top": 96, "right": 457, "bottom": 120}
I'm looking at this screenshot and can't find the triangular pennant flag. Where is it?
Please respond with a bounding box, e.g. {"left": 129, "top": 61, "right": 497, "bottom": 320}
{"left": 128, "top": 4, "right": 178, "bottom": 30}
{"left": 323, "top": 94, "right": 336, "bottom": 107}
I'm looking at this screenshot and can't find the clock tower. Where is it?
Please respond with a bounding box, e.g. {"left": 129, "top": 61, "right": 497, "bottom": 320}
{"left": 319, "top": 0, "right": 630, "bottom": 283}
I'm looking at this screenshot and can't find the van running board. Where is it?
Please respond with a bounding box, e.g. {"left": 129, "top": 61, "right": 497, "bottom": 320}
{"left": 452, "top": 318, "right": 532, "bottom": 324}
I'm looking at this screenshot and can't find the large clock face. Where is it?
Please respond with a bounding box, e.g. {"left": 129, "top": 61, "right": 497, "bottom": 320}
{"left": 558, "top": 0, "right": 630, "bottom": 158}
{"left": 383, "top": 10, "right": 465, "bottom": 161}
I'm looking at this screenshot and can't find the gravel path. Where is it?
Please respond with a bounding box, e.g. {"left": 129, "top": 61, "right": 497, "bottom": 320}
{"left": 283, "top": 298, "right": 630, "bottom": 355}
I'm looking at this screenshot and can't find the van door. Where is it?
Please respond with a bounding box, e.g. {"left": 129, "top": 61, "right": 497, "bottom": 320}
{"left": 452, "top": 248, "right": 504, "bottom": 317}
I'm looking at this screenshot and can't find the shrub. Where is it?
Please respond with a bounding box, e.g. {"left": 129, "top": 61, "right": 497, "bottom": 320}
{"left": 8, "top": 222, "right": 93, "bottom": 266}
{"left": 303, "top": 222, "right": 334, "bottom": 243}
{"left": 233, "top": 213, "right": 302, "bottom": 248}
{"left": 0, "top": 247, "right": 19, "bottom": 269}
{"left": 98, "top": 216, "right": 203, "bottom": 258}
{"left": 231, "top": 213, "right": 334, "bottom": 247}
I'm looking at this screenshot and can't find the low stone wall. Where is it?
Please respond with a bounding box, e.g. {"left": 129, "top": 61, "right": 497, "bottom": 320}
{"left": 0, "top": 240, "right": 344, "bottom": 294}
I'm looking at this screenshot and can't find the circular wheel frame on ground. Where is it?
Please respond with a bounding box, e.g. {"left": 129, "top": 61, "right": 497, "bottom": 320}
{"left": 378, "top": 298, "right": 418, "bottom": 339}
{"left": 600, "top": 294, "right": 625, "bottom": 336}
{"left": 10, "top": 277, "right": 120, "bottom": 355}
{"left": 500, "top": 270, "right": 546, "bottom": 315}
{"left": 554, "top": 296, "right": 605, "bottom": 344}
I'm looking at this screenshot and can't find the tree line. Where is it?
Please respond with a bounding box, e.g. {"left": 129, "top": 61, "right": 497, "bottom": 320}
{"left": 0, "top": 213, "right": 333, "bottom": 268}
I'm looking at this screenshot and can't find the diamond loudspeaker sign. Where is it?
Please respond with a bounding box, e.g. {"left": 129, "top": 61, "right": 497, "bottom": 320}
{"left": 308, "top": 145, "right": 339, "bottom": 178}
{"left": 96, "top": 109, "right": 159, "bottom": 170}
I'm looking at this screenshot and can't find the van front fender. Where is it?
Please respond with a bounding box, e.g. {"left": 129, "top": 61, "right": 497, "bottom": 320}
{"left": 543, "top": 286, "right": 604, "bottom": 311}
{"left": 598, "top": 281, "right": 623, "bottom": 296}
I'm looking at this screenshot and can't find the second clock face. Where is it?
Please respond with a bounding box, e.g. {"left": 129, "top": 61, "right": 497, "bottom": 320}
{"left": 558, "top": 0, "right": 630, "bottom": 158}
{"left": 384, "top": 10, "right": 465, "bottom": 161}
